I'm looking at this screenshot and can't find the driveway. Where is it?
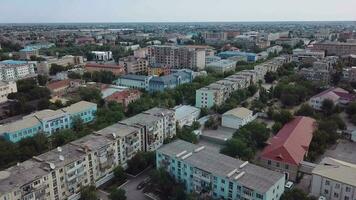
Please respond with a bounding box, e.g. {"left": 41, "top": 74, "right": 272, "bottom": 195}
{"left": 121, "top": 168, "right": 153, "bottom": 200}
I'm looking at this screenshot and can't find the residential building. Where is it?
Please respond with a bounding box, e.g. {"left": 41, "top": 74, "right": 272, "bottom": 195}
{"left": 47, "top": 79, "right": 84, "bottom": 96}
{"left": 267, "top": 45, "right": 283, "bottom": 54}
{"left": 203, "top": 32, "right": 228, "bottom": 42}
{"left": 310, "top": 157, "right": 356, "bottom": 200}
{"left": 95, "top": 123, "right": 142, "bottom": 169}
{"left": 173, "top": 105, "right": 201, "bottom": 128}
{"left": 313, "top": 42, "right": 356, "bottom": 56}
{"left": 205, "top": 55, "right": 221, "bottom": 65}
{"left": 260, "top": 116, "right": 317, "bottom": 181}
{"left": 292, "top": 49, "right": 325, "bottom": 63}
{"left": 0, "top": 81, "right": 17, "bottom": 103}
{"left": 85, "top": 63, "right": 125, "bottom": 76}
{"left": 144, "top": 107, "right": 176, "bottom": 139}
{"left": 299, "top": 60, "right": 335, "bottom": 84}
{"left": 342, "top": 67, "right": 356, "bottom": 82}
{"left": 104, "top": 90, "right": 142, "bottom": 109}
{"left": 196, "top": 83, "right": 226, "bottom": 108}
{"left": 147, "top": 45, "right": 206, "bottom": 70}
{"left": 120, "top": 56, "right": 148, "bottom": 74}
{"left": 147, "top": 64, "right": 171, "bottom": 76}
{"left": 116, "top": 74, "right": 150, "bottom": 90}
{"left": 157, "top": 140, "right": 286, "bottom": 200}
{"left": 206, "top": 60, "right": 237, "bottom": 73}
{"left": 91, "top": 51, "right": 112, "bottom": 61}
{"left": 120, "top": 113, "right": 164, "bottom": 152}
{"left": 0, "top": 60, "right": 36, "bottom": 81}
{"left": 309, "top": 87, "right": 356, "bottom": 110}
{"left": 37, "top": 55, "right": 84, "bottom": 75}
{"left": 0, "top": 101, "right": 97, "bottom": 143}
{"left": 275, "top": 38, "right": 300, "bottom": 47}
{"left": 222, "top": 107, "right": 256, "bottom": 129}
{"left": 134, "top": 48, "right": 148, "bottom": 58}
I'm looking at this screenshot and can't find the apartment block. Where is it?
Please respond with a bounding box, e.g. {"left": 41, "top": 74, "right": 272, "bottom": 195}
{"left": 342, "top": 67, "right": 356, "bottom": 82}
{"left": 144, "top": 107, "right": 176, "bottom": 139}
{"left": 156, "top": 140, "right": 285, "bottom": 200}
{"left": 147, "top": 45, "right": 206, "bottom": 70}
{"left": 91, "top": 51, "right": 112, "bottom": 61}
{"left": 0, "top": 101, "right": 97, "bottom": 143}
{"left": 0, "top": 60, "right": 36, "bottom": 81}
{"left": 0, "top": 81, "right": 17, "bottom": 103}
{"left": 206, "top": 60, "right": 237, "bottom": 73}
{"left": 313, "top": 42, "right": 356, "bottom": 56}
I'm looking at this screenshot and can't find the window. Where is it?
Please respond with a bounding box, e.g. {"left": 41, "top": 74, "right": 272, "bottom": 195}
{"left": 268, "top": 160, "right": 271, "bottom": 165}
{"left": 324, "top": 189, "right": 329, "bottom": 194}
{"left": 334, "top": 192, "right": 339, "bottom": 198}
{"left": 345, "top": 186, "right": 351, "bottom": 192}
{"left": 325, "top": 180, "right": 330, "bottom": 185}
{"left": 276, "top": 162, "right": 280, "bottom": 167}
{"left": 285, "top": 164, "right": 289, "bottom": 170}
{"left": 256, "top": 193, "right": 263, "bottom": 199}
{"left": 335, "top": 184, "right": 340, "bottom": 189}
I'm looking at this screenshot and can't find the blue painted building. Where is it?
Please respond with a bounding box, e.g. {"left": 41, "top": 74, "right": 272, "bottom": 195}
{"left": 218, "top": 51, "right": 257, "bottom": 62}
{"left": 0, "top": 101, "right": 97, "bottom": 143}
{"left": 116, "top": 70, "right": 194, "bottom": 93}
{"left": 157, "top": 140, "right": 285, "bottom": 200}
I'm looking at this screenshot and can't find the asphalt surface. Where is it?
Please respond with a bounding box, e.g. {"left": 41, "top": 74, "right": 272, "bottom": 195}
{"left": 121, "top": 168, "right": 153, "bottom": 200}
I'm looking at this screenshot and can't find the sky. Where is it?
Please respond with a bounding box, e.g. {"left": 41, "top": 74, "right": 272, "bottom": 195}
{"left": 1, "top": 0, "right": 356, "bottom": 23}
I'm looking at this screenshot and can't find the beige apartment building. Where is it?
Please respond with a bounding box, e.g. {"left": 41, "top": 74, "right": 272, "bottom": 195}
{"left": 0, "top": 81, "right": 17, "bottom": 103}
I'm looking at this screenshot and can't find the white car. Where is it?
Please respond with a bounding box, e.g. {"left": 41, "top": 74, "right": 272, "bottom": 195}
{"left": 318, "top": 196, "right": 326, "bottom": 200}
{"left": 285, "top": 181, "right": 294, "bottom": 190}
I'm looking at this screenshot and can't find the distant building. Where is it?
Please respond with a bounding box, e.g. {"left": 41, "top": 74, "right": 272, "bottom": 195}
{"left": 116, "top": 70, "right": 194, "bottom": 93}
{"left": 222, "top": 107, "right": 255, "bottom": 129}
{"left": 0, "top": 101, "right": 97, "bottom": 143}
{"left": 148, "top": 45, "right": 206, "bottom": 70}
{"left": 19, "top": 47, "right": 39, "bottom": 60}
{"left": 91, "top": 51, "right": 113, "bottom": 61}
{"left": 37, "top": 55, "right": 84, "bottom": 75}
{"left": 0, "top": 60, "right": 36, "bottom": 81}
{"left": 75, "top": 37, "right": 95, "bottom": 45}
{"left": 342, "top": 67, "right": 356, "bottom": 82}
{"left": 313, "top": 42, "right": 356, "bottom": 56}
{"left": 205, "top": 55, "right": 221, "bottom": 65}
{"left": 203, "top": 32, "right": 228, "bottom": 42}
{"left": 173, "top": 105, "right": 201, "bottom": 128}
{"left": 310, "top": 157, "right": 356, "bottom": 200}
{"left": 299, "top": 60, "right": 335, "bottom": 84}
{"left": 0, "top": 81, "right": 17, "bottom": 103}
{"left": 134, "top": 48, "right": 148, "bottom": 58}
{"left": 147, "top": 64, "right": 171, "bottom": 76}
{"left": 260, "top": 116, "right": 317, "bottom": 181}
{"left": 157, "top": 140, "right": 286, "bottom": 200}
{"left": 120, "top": 56, "right": 148, "bottom": 74}
{"left": 309, "top": 87, "right": 355, "bottom": 110}
{"left": 85, "top": 63, "right": 125, "bottom": 76}
{"left": 292, "top": 48, "right": 325, "bottom": 63}
{"left": 206, "top": 60, "right": 237, "bottom": 73}
{"left": 46, "top": 79, "right": 84, "bottom": 96}
{"left": 104, "top": 90, "right": 142, "bottom": 109}
{"left": 218, "top": 51, "right": 257, "bottom": 62}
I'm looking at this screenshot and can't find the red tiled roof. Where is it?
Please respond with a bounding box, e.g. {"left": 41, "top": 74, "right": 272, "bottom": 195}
{"left": 105, "top": 90, "right": 141, "bottom": 101}
{"left": 47, "top": 79, "right": 70, "bottom": 90}
{"left": 261, "top": 116, "right": 317, "bottom": 166}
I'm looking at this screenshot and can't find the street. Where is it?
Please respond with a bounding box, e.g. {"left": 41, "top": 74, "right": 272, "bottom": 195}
{"left": 121, "top": 168, "right": 153, "bottom": 200}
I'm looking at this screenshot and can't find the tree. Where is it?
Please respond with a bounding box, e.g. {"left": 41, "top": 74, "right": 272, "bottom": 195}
{"left": 205, "top": 116, "right": 219, "bottom": 130}
{"left": 272, "top": 122, "right": 283, "bottom": 134}
{"left": 72, "top": 117, "right": 84, "bottom": 132}
{"left": 264, "top": 71, "right": 278, "bottom": 83}
{"left": 321, "top": 99, "right": 335, "bottom": 116}
{"left": 295, "top": 104, "right": 314, "bottom": 117}
{"left": 220, "top": 138, "right": 254, "bottom": 161}
{"left": 80, "top": 185, "right": 97, "bottom": 200}
{"left": 113, "top": 166, "right": 127, "bottom": 183}
{"left": 109, "top": 188, "right": 126, "bottom": 200}
{"left": 272, "top": 110, "right": 294, "bottom": 125}
{"left": 37, "top": 75, "right": 48, "bottom": 86}
{"left": 78, "top": 87, "right": 102, "bottom": 104}
{"left": 346, "top": 102, "right": 356, "bottom": 116}
{"left": 50, "top": 63, "right": 66, "bottom": 75}
{"left": 281, "top": 188, "right": 316, "bottom": 200}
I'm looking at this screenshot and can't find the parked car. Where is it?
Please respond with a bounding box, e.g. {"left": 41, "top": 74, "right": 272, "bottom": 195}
{"left": 318, "top": 196, "right": 326, "bottom": 200}
{"left": 136, "top": 177, "right": 151, "bottom": 190}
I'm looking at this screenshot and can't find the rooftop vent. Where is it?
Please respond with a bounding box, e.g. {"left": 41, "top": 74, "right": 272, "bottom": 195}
{"left": 176, "top": 150, "right": 187, "bottom": 158}
{"left": 239, "top": 161, "right": 249, "bottom": 169}
{"left": 227, "top": 169, "right": 239, "bottom": 178}
{"left": 181, "top": 152, "right": 193, "bottom": 160}
{"left": 194, "top": 146, "right": 205, "bottom": 153}
{"left": 57, "top": 147, "right": 62, "bottom": 152}
{"left": 234, "top": 171, "right": 245, "bottom": 180}
{"left": 49, "top": 163, "right": 55, "bottom": 170}
{"left": 59, "top": 155, "right": 64, "bottom": 161}
{"left": 112, "top": 133, "right": 117, "bottom": 138}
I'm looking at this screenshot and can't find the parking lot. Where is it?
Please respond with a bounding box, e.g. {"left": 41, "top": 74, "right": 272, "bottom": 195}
{"left": 120, "top": 168, "right": 153, "bottom": 200}
{"left": 319, "top": 139, "right": 356, "bottom": 164}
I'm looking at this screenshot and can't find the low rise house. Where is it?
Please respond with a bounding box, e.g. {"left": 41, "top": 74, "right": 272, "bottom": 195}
{"left": 0, "top": 101, "right": 97, "bottom": 142}
{"left": 85, "top": 63, "right": 125, "bottom": 76}
{"left": 206, "top": 60, "right": 237, "bottom": 73}
{"left": 222, "top": 107, "right": 255, "bottom": 129}
{"left": 157, "top": 140, "right": 286, "bottom": 200}
{"left": 173, "top": 105, "right": 201, "bottom": 127}
{"left": 47, "top": 79, "right": 84, "bottom": 96}
{"left": 311, "top": 157, "right": 356, "bottom": 200}
{"left": 260, "top": 116, "right": 317, "bottom": 181}
{"left": 309, "top": 87, "right": 355, "bottom": 110}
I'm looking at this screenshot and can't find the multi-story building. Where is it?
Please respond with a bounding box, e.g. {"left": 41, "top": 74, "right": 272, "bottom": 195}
{"left": 205, "top": 55, "right": 222, "bottom": 65}
{"left": 19, "top": 46, "right": 39, "bottom": 60}
{"left": 85, "top": 63, "right": 125, "bottom": 76}
{"left": 206, "top": 60, "right": 237, "bottom": 73}
{"left": 313, "top": 42, "right": 356, "bottom": 56}
{"left": 0, "top": 101, "right": 97, "bottom": 143}
{"left": 144, "top": 107, "right": 176, "bottom": 139}
{"left": 91, "top": 51, "right": 112, "bottom": 61}
{"left": 299, "top": 60, "right": 335, "bottom": 84}
{"left": 292, "top": 49, "right": 326, "bottom": 63}
{"left": 120, "top": 56, "right": 148, "bottom": 74}
{"left": 104, "top": 90, "right": 142, "bottom": 109}
{"left": 157, "top": 140, "right": 286, "bottom": 200}
{"left": 37, "top": 55, "right": 84, "bottom": 75}
{"left": 342, "top": 67, "right": 356, "bottom": 82}
{"left": 222, "top": 107, "right": 256, "bottom": 130}
{"left": 310, "top": 157, "right": 356, "bottom": 200}
{"left": 203, "top": 32, "right": 228, "bottom": 42}
{"left": 260, "top": 116, "right": 316, "bottom": 181}
{"left": 196, "top": 83, "right": 227, "bottom": 108}
{"left": 120, "top": 113, "right": 164, "bottom": 152}
{"left": 0, "top": 81, "right": 17, "bottom": 103}
{"left": 0, "top": 60, "right": 36, "bottom": 81}
{"left": 173, "top": 105, "right": 201, "bottom": 128}
{"left": 218, "top": 51, "right": 257, "bottom": 62}
{"left": 147, "top": 64, "right": 171, "bottom": 76}
{"left": 147, "top": 45, "right": 206, "bottom": 70}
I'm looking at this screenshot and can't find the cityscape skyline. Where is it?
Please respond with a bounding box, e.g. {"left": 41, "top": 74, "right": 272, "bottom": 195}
{"left": 1, "top": 0, "right": 356, "bottom": 23}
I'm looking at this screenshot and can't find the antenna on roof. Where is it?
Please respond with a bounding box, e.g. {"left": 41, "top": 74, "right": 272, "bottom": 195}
{"left": 49, "top": 163, "right": 55, "bottom": 170}
{"left": 59, "top": 155, "right": 64, "bottom": 161}
{"left": 57, "top": 147, "right": 62, "bottom": 152}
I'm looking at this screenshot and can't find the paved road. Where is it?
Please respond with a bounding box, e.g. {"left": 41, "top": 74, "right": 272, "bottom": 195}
{"left": 98, "top": 189, "right": 110, "bottom": 200}
{"left": 121, "top": 168, "right": 153, "bottom": 200}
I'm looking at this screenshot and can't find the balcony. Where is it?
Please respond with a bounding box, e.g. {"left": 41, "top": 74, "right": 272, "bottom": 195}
{"left": 192, "top": 173, "right": 211, "bottom": 183}
{"left": 66, "top": 162, "right": 83, "bottom": 174}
